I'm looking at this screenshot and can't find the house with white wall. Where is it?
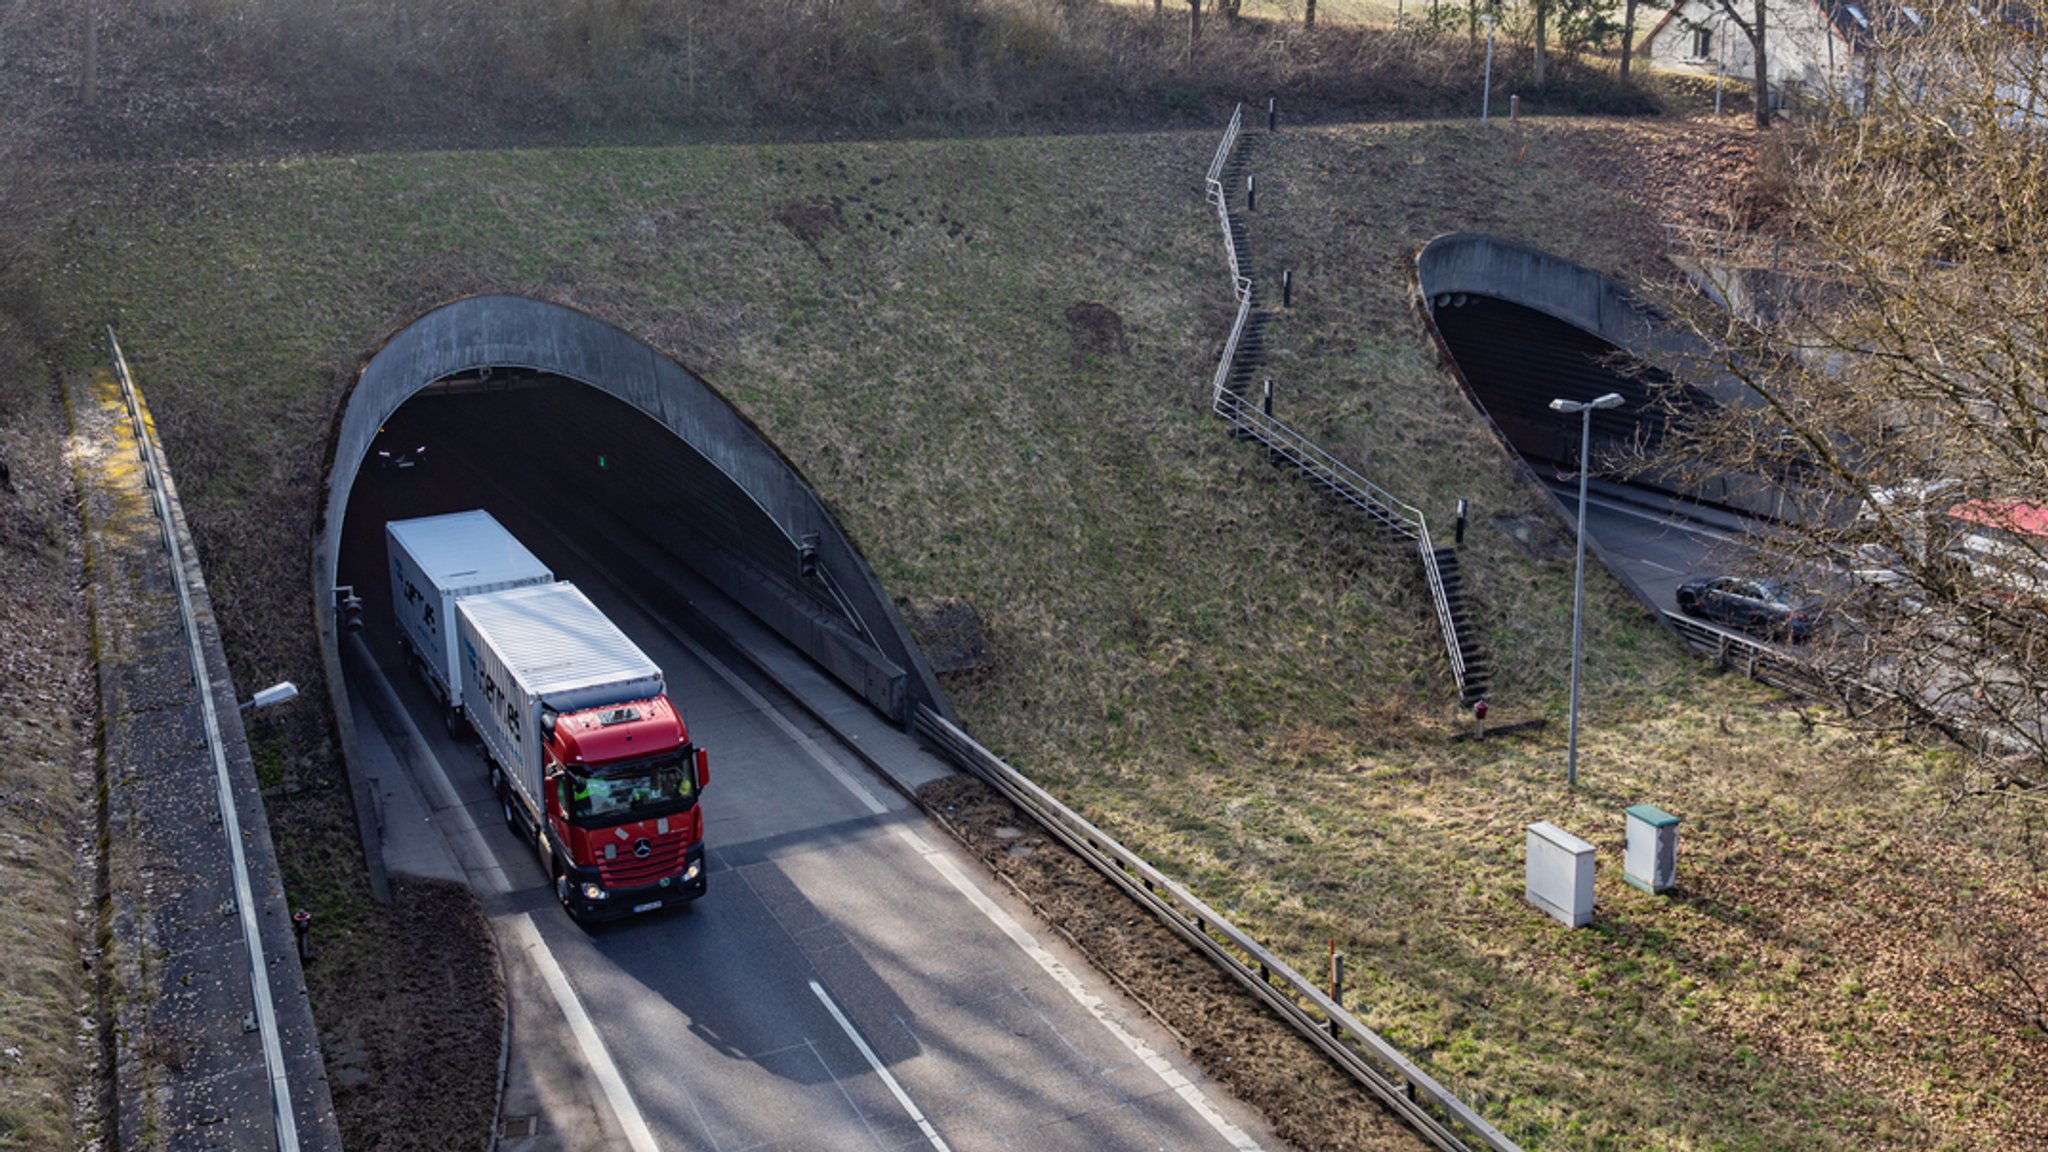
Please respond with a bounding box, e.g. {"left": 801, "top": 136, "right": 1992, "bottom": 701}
{"left": 1639, "top": 0, "right": 1887, "bottom": 103}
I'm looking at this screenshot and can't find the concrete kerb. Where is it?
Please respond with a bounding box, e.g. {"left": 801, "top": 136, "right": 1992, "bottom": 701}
{"left": 75, "top": 359, "right": 343, "bottom": 1151}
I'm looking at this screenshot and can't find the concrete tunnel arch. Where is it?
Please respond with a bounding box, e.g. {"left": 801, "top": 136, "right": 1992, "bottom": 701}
{"left": 314, "top": 293, "right": 951, "bottom": 731}
{"left": 1415, "top": 233, "right": 1785, "bottom": 515}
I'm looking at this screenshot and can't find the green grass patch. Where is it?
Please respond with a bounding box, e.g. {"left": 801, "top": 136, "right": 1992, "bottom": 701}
{"left": 27, "top": 118, "right": 2048, "bottom": 1149}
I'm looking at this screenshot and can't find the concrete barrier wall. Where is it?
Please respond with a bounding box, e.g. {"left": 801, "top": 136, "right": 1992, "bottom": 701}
{"left": 316, "top": 295, "right": 947, "bottom": 726}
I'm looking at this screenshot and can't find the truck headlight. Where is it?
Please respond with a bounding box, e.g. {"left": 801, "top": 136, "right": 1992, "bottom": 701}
{"left": 683, "top": 860, "right": 702, "bottom": 883}
{"left": 581, "top": 883, "right": 609, "bottom": 901}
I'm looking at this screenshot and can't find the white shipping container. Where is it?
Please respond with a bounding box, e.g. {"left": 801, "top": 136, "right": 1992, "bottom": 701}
{"left": 386, "top": 510, "right": 554, "bottom": 710}
{"left": 456, "top": 581, "right": 667, "bottom": 809}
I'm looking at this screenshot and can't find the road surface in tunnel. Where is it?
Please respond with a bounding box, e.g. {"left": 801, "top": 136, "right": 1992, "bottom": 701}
{"left": 334, "top": 387, "right": 1279, "bottom": 1152}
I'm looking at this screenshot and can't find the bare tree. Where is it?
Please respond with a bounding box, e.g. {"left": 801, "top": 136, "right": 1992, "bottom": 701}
{"left": 1620, "top": 0, "right": 1641, "bottom": 79}
{"left": 1188, "top": 0, "right": 1201, "bottom": 66}
{"left": 1651, "top": 5, "right": 2048, "bottom": 806}
{"left": 1306, "top": 0, "right": 1317, "bottom": 29}
{"left": 1710, "top": 0, "right": 1773, "bottom": 127}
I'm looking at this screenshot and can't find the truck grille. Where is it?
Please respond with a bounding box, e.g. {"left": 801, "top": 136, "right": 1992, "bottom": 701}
{"left": 597, "top": 835, "right": 685, "bottom": 889}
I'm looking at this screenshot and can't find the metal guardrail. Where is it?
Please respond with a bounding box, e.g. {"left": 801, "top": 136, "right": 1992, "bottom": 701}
{"left": 1662, "top": 611, "right": 1831, "bottom": 696}
{"left": 914, "top": 706, "right": 1520, "bottom": 1152}
{"left": 1199, "top": 110, "right": 1479, "bottom": 702}
{"left": 1661, "top": 222, "right": 1784, "bottom": 270}
{"left": 107, "top": 329, "right": 303, "bottom": 1152}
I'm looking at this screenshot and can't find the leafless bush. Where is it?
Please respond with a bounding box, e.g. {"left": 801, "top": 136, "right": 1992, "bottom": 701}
{"left": 1, "top": 0, "right": 1654, "bottom": 153}
{"left": 1648, "top": 6, "right": 2048, "bottom": 807}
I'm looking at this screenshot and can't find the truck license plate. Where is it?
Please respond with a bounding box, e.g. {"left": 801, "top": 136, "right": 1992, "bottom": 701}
{"left": 633, "top": 900, "right": 663, "bottom": 913}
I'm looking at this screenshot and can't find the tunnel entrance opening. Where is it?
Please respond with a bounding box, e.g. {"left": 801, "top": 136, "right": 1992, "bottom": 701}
{"left": 1416, "top": 233, "right": 1796, "bottom": 521}
{"left": 1429, "top": 293, "right": 1687, "bottom": 477}
{"left": 317, "top": 295, "right": 947, "bottom": 741}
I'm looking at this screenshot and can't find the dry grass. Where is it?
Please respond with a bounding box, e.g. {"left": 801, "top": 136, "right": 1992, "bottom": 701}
{"left": 0, "top": 358, "right": 92, "bottom": 1150}
{"left": 20, "top": 115, "right": 2048, "bottom": 1149}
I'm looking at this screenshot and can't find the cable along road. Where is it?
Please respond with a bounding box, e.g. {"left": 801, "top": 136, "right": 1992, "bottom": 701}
{"left": 339, "top": 461, "right": 1277, "bottom": 1152}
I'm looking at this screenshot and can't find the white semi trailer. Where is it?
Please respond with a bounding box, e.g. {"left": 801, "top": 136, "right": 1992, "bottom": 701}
{"left": 386, "top": 510, "right": 555, "bottom": 732}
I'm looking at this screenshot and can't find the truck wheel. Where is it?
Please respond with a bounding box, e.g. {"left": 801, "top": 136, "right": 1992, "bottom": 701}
{"left": 493, "top": 768, "right": 519, "bottom": 835}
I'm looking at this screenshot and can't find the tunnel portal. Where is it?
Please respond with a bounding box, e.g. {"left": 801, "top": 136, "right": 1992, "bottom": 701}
{"left": 317, "top": 295, "right": 948, "bottom": 730}
{"left": 1426, "top": 292, "right": 1682, "bottom": 471}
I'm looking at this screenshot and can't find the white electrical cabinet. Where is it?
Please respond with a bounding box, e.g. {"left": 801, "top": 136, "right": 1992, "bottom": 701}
{"left": 1525, "top": 821, "right": 1596, "bottom": 928}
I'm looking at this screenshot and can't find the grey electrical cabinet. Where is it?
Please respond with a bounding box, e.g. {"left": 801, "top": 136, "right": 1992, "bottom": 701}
{"left": 1624, "top": 804, "right": 1681, "bottom": 894}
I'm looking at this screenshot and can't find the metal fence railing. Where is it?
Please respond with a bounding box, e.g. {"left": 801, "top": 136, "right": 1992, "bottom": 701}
{"left": 1206, "top": 103, "right": 1253, "bottom": 300}
{"left": 107, "top": 328, "right": 304, "bottom": 1152}
{"left": 1201, "top": 112, "right": 1482, "bottom": 704}
{"left": 913, "top": 706, "right": 1521, "bottom": 1152}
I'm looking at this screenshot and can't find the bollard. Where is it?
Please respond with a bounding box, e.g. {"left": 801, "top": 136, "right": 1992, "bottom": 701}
{"left": 1267, "top": 96, "right": 1277, "bottom": 131}
{"left": 1328, "top": 946, "right": 1345, "bottom": 1037}
{"left": 1246, "top": 173, "right": 1257, "bottom": 212}
{"left": 1455, "top": 496, "right": 1468, "bottom": 546}
{"left": 1262, "top": 378, "right": 1274, "bottom": 417}
{"left": 1282, "top": 268, "right": 1292, "bottom": 308}
{"left": 1474, "top": 698, "right": 1488, "bottom": 740}
{"left": 1511, "top": 93, "right": 1519, "bottom": 123}
{"left": 292, "top": 908, "right": 312, "bottom": 962}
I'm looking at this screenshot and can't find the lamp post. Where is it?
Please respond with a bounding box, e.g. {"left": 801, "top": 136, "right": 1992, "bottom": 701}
{"left": 240, "top": 681, "right": 299, "bottom": 711}
{"left": 1548, "top": 392, "right": 1624, "bottom": 788}
{"left": 1481, "top": 14, "right": 1496, "bottom": 123}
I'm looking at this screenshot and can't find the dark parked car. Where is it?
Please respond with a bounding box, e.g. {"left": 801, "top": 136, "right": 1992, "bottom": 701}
{"left": 1675, "top": 575, "right": 1821, "bottom": 642}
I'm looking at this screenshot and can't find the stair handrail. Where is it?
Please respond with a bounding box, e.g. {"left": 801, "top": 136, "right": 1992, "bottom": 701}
{"left": 1205, "top": 102, "right": 1242, "bottom": 209}
{"left": 1200, "top": 105, "right": 1481, "bottom": 702}
{"left": 1211, "top": 291, "right": 1253, "bottom": 401}
{"left": 1206, "top": 102, "right": 1254, "bottom": 301}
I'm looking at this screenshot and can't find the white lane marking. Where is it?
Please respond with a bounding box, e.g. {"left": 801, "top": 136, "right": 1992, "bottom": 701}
{"left": 809, "top": 981, "right": 952, "bottom": 1152}
{"left": 1575, "top": 492, "right": 1738, "bottom": 543}
{"left": 348, "top": 634, "right": 511, "bottom": 895}
{"left": 897, "top": 829, "right": 1266, "bottom": 1152}
{"left": 1638, "top": 558, "right": 1682, "bottom": 574}
{"left": 509, "top": 914, "right": 662, "bottom": 1152}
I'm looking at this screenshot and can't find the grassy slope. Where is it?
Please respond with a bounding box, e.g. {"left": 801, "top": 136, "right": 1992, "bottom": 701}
{"left": 36, "top": 120, "right": 2046, "bottom": 1150}
{"left": 0, "top": 379, "right": 89, "bottom": 1150}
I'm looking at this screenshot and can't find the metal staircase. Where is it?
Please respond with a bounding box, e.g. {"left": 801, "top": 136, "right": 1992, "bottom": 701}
{"left": 1203, "top": 105, "right": 1491, "bottom": 706}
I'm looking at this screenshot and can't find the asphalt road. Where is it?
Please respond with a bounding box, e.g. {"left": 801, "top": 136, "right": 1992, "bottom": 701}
{"left": 338, "top": 455, "right": 1278, "bottom": 1152}
{"left": 1542, "top": 477, "right": 1756, "bottom": 614}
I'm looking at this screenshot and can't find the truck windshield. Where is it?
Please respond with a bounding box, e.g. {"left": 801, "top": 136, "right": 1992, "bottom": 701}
{"left": 563, "top": 749, "right": 697, "bottom": 827}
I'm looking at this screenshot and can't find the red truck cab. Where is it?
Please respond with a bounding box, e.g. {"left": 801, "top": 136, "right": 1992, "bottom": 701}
{"left": 539, "top": 694, "right": 709, "bottom": 922}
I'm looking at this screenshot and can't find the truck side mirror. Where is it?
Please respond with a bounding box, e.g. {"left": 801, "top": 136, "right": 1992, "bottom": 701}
{"left": 695, "top": 747, "right": 710, "bottom": 789}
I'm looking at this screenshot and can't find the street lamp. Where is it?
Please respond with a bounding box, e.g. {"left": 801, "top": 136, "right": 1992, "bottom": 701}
{"left": 1548, "top": 392, "right": 1624, "bottom": 788}
{"left": 1481, "top": 14, "right": 1496, "bottom": 124}
{"left": 240, "top": 681, "right": 299, "bottom": 711}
